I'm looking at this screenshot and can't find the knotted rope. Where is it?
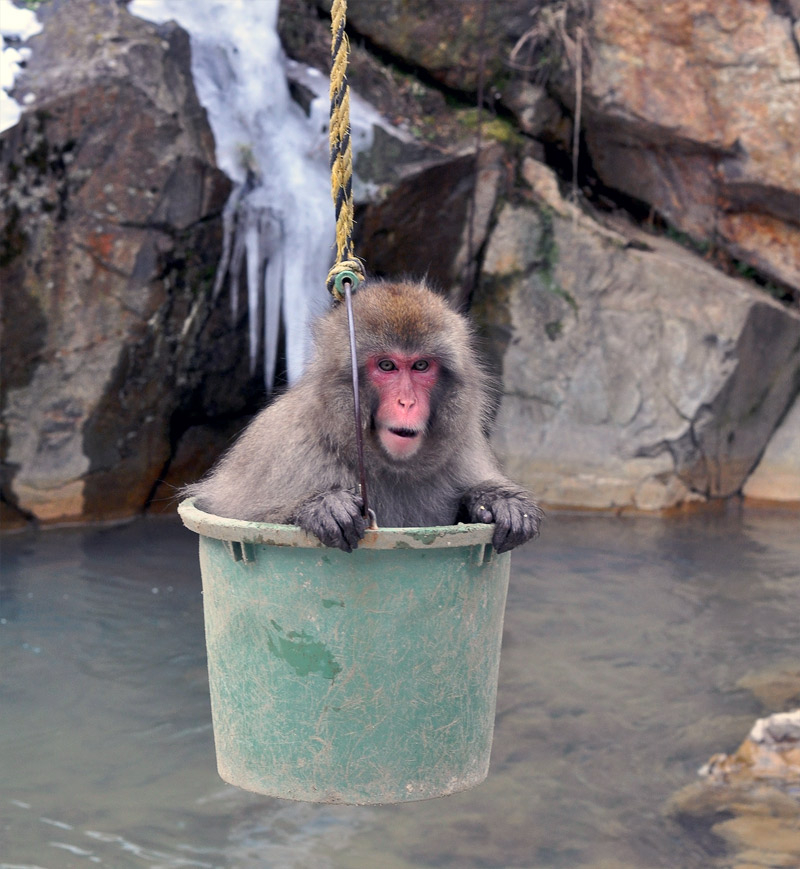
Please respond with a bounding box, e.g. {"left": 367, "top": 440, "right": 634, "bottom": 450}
{"left": 327, "top": 0, "right": 373, "bottom": 527}
{"left": 327, "top": 0, "right": 365, "bottom": 300}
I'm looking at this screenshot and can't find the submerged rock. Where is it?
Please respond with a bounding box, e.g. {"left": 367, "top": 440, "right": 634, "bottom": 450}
{"left": 668, "top": 710, "right": 800, "bottom": 866}
{"left": 737, "top": 668, "right": 800, "bottom": 711}
{"left": 701, "top": 710, "right": 800, "bottom": 786}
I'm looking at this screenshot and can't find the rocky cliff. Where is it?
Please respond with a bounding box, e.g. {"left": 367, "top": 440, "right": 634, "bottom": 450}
{"left": 1, "top": 0, "right": 260, "bottom": 526}
{"left": 1, "top": 0, "right": 798, "bottom": 526}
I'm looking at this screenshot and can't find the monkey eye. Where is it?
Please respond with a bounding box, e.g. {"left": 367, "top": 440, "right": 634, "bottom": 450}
{"left": 377, "top": 359, "right": 397, "bottom": 371}
{"left": 411, "top": 359, "right": 430, "bottom": 371}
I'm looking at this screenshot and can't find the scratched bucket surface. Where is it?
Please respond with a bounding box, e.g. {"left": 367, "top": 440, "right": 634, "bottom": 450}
{"left": 178, "top": 498, "right": 511, "bottom": 805}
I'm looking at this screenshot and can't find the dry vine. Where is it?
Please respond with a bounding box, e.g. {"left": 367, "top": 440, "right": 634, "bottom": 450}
{"left": 509, "top": 2, "right": 592, "bottom": 202}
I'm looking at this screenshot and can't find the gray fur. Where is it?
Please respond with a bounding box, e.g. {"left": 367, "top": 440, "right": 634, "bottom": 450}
{"left": 186, "top": 280, "right": 542, "bottom": 552}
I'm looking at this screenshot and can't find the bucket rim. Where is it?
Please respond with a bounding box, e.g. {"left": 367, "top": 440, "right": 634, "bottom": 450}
{"left": 178, "top": 498, "right": 496, "bottom": 550}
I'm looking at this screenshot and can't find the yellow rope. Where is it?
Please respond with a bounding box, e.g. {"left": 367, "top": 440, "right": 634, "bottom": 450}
{"left": 327, "top": 0, "right": 365, "bottom": 299}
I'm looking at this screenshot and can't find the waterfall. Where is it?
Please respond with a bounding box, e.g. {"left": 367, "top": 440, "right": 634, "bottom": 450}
{"left": 130, "top": 0, "right": 375, "bottom": 389}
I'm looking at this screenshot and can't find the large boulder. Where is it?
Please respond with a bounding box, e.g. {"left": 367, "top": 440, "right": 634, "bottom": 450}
{"left": 0, "top": 0, "right": 248, "bottom": 525}
{"left": 302, "top": 0, "right": 800, "bottom": 297}
{"left": 743, "top": 396, "right": 800, "bottom": 503}
{"left": 472, "top": 159, "right": 800, "bottom": 510}
{"left": 355, "top": 143, "right": 505, "bottom": 302}
{"left": 323, "top": 0, "right": 534, "bottom": 93}
{"left": 566, "top": 0, "right": 800, "bottom": 293}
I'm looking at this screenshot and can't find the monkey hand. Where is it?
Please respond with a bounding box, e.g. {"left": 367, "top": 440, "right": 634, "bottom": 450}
{"left": 293, "top": 489, "right": 367, "bottom": 553}
{"left": 464, "top": 484, "right": 543, "bottom": 554}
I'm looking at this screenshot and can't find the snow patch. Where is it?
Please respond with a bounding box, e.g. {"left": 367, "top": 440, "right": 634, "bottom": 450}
{"left": 0, "top": 0, "right": 42, "bottom": 133}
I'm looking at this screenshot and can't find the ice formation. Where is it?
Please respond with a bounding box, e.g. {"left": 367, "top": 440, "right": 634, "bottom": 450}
{"left": 130, "top": 0, "right": 377, "bottom": 389}
{"left": 0, "top": 0, "right": 41, "bottom": 133}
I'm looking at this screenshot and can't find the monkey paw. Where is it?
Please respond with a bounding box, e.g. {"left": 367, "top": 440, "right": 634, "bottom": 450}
{"left": 465, "top": 485, "right": 544, "bottom": 553}
{"left": 293, "top": 489, "right": 366, "bottom": 553}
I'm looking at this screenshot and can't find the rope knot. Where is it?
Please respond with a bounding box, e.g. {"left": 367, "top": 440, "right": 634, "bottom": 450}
{"left": 326, "top": 258, "right": 366, "bottom": 301}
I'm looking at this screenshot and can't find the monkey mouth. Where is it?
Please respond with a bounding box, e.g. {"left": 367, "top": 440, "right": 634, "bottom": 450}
{"left": 388, "top": 427, "right": 419, "bottom": 439}
{"left": 377, "top": 424, "right": 424, "bottom": 459}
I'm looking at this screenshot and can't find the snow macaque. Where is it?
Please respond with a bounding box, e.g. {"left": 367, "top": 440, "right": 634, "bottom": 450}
{"left": 188, "top": 280, "right": 542, "bottom": 553}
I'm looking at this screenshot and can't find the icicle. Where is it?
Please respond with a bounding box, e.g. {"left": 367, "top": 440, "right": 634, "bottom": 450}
{"left": 0, "top": 0, "right": 42, "bottom": 133}
{"left": 263, "top": 240, "right": 283, "bottom": 395}
{"left": 130, "top": 0, "right": 386, "bottom": 391}
{"left": 212, "top": 183, "right": 241, "bottom": 303}
{"left": 244, "top": 213, "right": 262, "bottom": 375}
{"left": 228, "top": 218, "right": 246, "bottom": 323}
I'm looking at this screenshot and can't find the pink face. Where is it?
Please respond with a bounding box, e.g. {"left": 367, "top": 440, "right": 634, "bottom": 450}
{"left": 366, "top": 353, "right": 440, "bottom": 460}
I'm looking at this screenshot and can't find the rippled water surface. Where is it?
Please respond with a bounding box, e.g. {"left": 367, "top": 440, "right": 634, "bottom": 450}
{"left": 2, "top": 509, "right": 799, "bottom": 868}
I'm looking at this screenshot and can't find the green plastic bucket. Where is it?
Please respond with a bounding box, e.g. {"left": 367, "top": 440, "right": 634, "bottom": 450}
{"left": 178, "top": 498, "right": 511, "bottom": 805}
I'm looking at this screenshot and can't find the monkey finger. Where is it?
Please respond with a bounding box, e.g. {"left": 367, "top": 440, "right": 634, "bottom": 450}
{"left": 315, "top": 523, "right": 353, "bottom": 552}
{"left": 295, "top": 498, "right": 353, "bottom": 552}
{"left": 498, "top": 500, "right": 542, "bottom": 551}
{"left": 506, "top": 511, "right": 533, "bottom": 549}
{"left": 471, "top": 503, "right": 494, "bottom": 524}
{"left": 339, "top": 511, "right": 366, "bottom": 552}
{"left": 522, "top": 506, "right": 542, "bottom": 540}
{"left": 327, "top": 497, "right": 366, "bottom": 552}
{"left": 490, "top": 501, "right": 516, "bottom": 552}
{"left": 516, "top": 498, "right": 543, "bottom": 540}
{"left": 492, "top": 527, "right": 514, "bottom": 553}
{"left": 320, "top": 514, "right": 355, "bottom": 552}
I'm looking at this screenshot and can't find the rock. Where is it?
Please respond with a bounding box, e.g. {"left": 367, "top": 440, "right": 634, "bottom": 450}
{"left": 502, "top": 80, "right": 568, "bottom": 141}
{"left": 667, "top": 710, "right": 800, "bottom": 867}
{"left": 355, "top": 143, "right": 505, "bottom": 304}
{"left": 301, "top": 0, "right": 800, "bottom": 295}
{"left": 146, "top": 420, "right": 247, "bottom": 516}
{"left": 743, "top": 397, "right": 800, "bottom": 504}
{"left": 331, "top": 0, "right": 534, "bottom": 93}
{"left": 580, "top": 0, "right": 800, "bottom": 292}
{"left": 472, "top": 158, "right": 800, "bottom": 510}
{"left": 701, "top": 710, "right": 800, "bottom": 785}
{"left": 0, "top": 0, "right": 250, "bottom": 523}
{"left": 711, "top": 816, "right": 800, "bottom": 866}
{"left": 737, "top": 667, "right": 800, "bottom": 710}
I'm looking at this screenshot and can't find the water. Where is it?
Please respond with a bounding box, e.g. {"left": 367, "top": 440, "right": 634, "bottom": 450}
{"left": 2, "top": 509, "right": 799, "bottom": 868}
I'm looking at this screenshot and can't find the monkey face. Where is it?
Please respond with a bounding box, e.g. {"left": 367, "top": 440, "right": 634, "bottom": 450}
{"left": 366, "top": 354, "right": 440, "bottom": 461}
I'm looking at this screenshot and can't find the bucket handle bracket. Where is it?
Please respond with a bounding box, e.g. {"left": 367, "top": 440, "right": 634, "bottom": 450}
{"left": 227, "top": 540, "right": 257, "bottom": 564}
{"left": 474, "top": 543, "right": 495, "bottom": 566}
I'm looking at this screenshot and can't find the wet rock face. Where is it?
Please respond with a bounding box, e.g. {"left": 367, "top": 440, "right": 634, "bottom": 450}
{"left": 471, "top": 160, "right": 800, "bottom": 510}
{"left": 355, "top": 144, "right": 504, "bottom": 304}
{"left": 0, "top": 0, "right": 242, "bottom": 524}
